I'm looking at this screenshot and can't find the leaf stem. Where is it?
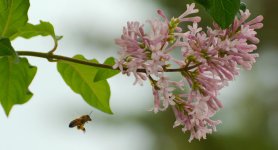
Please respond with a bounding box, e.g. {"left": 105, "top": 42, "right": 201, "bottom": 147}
{"left": 16, "top": 51, "right": 201, "bottom": 72}
{"left": 48, "top": 39, "right": 58, "bottom": 54}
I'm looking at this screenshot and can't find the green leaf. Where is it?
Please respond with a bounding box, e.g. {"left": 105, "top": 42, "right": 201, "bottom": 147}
{"left": 57, "top": 55, "right": 113, "bottom": 114}
{"left": 209, "top": 0, "right": 240, "bottom": 28}
{"left": 0, "top": 0, "right": 30, "bottom": 38}
{"left": 0, "top": 56, "right": 37, "bottom": 116}
{"left": 10, "top": 20, "right": 61, "bottom": 41}
{"left": 194, "top": 0, "right": 210, "bottom": 8}
{"left": 195, "top": 0, "right": 240, "bottom": 28}
{"left": 94, "top": 57, "right": 120, "bottom": 82}
{"left": 0, "top": 38, "right": 16, "bottom": 56}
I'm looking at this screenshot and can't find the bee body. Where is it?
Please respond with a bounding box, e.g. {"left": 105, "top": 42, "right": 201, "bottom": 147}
{"left": 69, "top": 114, "right": 92, "bottom": 132}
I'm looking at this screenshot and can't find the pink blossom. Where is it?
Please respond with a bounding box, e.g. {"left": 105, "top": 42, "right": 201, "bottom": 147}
{"left": 114, "top": 3, "right": 263, "bottom": 142}
{"left": 178, "top": 3, "right": 201, "bottom": 23}
{"left": 152, "top": 87, "right": 160, "bottom": 113}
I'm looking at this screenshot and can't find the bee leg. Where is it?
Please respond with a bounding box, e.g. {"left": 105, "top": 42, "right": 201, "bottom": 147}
{"left": 82, "top": 128, "right": 86, "bottom": 133}
{"left": 77, "top": 125, "right": 86, "bottom": 133}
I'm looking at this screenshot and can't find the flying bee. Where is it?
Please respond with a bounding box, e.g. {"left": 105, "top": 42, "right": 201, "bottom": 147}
{"left": 69, "top": 111, "right": 93, "bottom": 132}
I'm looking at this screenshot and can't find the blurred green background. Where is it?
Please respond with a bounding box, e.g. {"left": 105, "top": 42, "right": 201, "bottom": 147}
{"left": 135, "top": 0, "right": 278, "bottom": 149}
{"left": 1, "top": 0, "right": 277, "bottom": 150}
{"left": 142, "top": 0, "right": 278, "bottom": 149}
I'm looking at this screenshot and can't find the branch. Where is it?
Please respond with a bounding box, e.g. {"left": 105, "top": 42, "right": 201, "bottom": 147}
{"left": 17, "top": 51, "right": 114, "bottom": 69}
{"left": 17, "top": 51, "right": 201, "bottom": 72}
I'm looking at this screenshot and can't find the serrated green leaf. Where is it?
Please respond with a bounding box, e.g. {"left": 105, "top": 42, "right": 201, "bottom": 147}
{"left": 0, "top": 56, "right": 37, "bottom": 116}
{"left": 196, "top": 0, "right": 240, "bottom": 28}
{"left": 10, "top": 20, "right": 61, "bottom": 41}
{"left": 0, "top": 37, "right": 16, "bottom": 56}
{"left": 94, "top": 57, "right": 120, "bottom": 82}
{"left": 0, "top": 0, "right": 30, "bottom": 38}
{"left": 57, "top": 55, "right": 113, "bottom": 114}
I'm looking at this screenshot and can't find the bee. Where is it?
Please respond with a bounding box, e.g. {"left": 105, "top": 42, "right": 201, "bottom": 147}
{"left": 69, "top": 111, "right": 93, "bottom": 132}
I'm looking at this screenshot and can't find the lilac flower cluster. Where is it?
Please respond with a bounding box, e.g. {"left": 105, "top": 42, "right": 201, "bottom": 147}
{"left": 114, "top": 3, "right": 263, "bottom": 142}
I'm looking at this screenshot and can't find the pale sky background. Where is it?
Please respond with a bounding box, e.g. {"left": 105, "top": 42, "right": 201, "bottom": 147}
{"left": 0, "top": 1, "right": 159, "bottom": 149}
{"left": 0, "top": 0, "right": 267, "bottom": 150}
